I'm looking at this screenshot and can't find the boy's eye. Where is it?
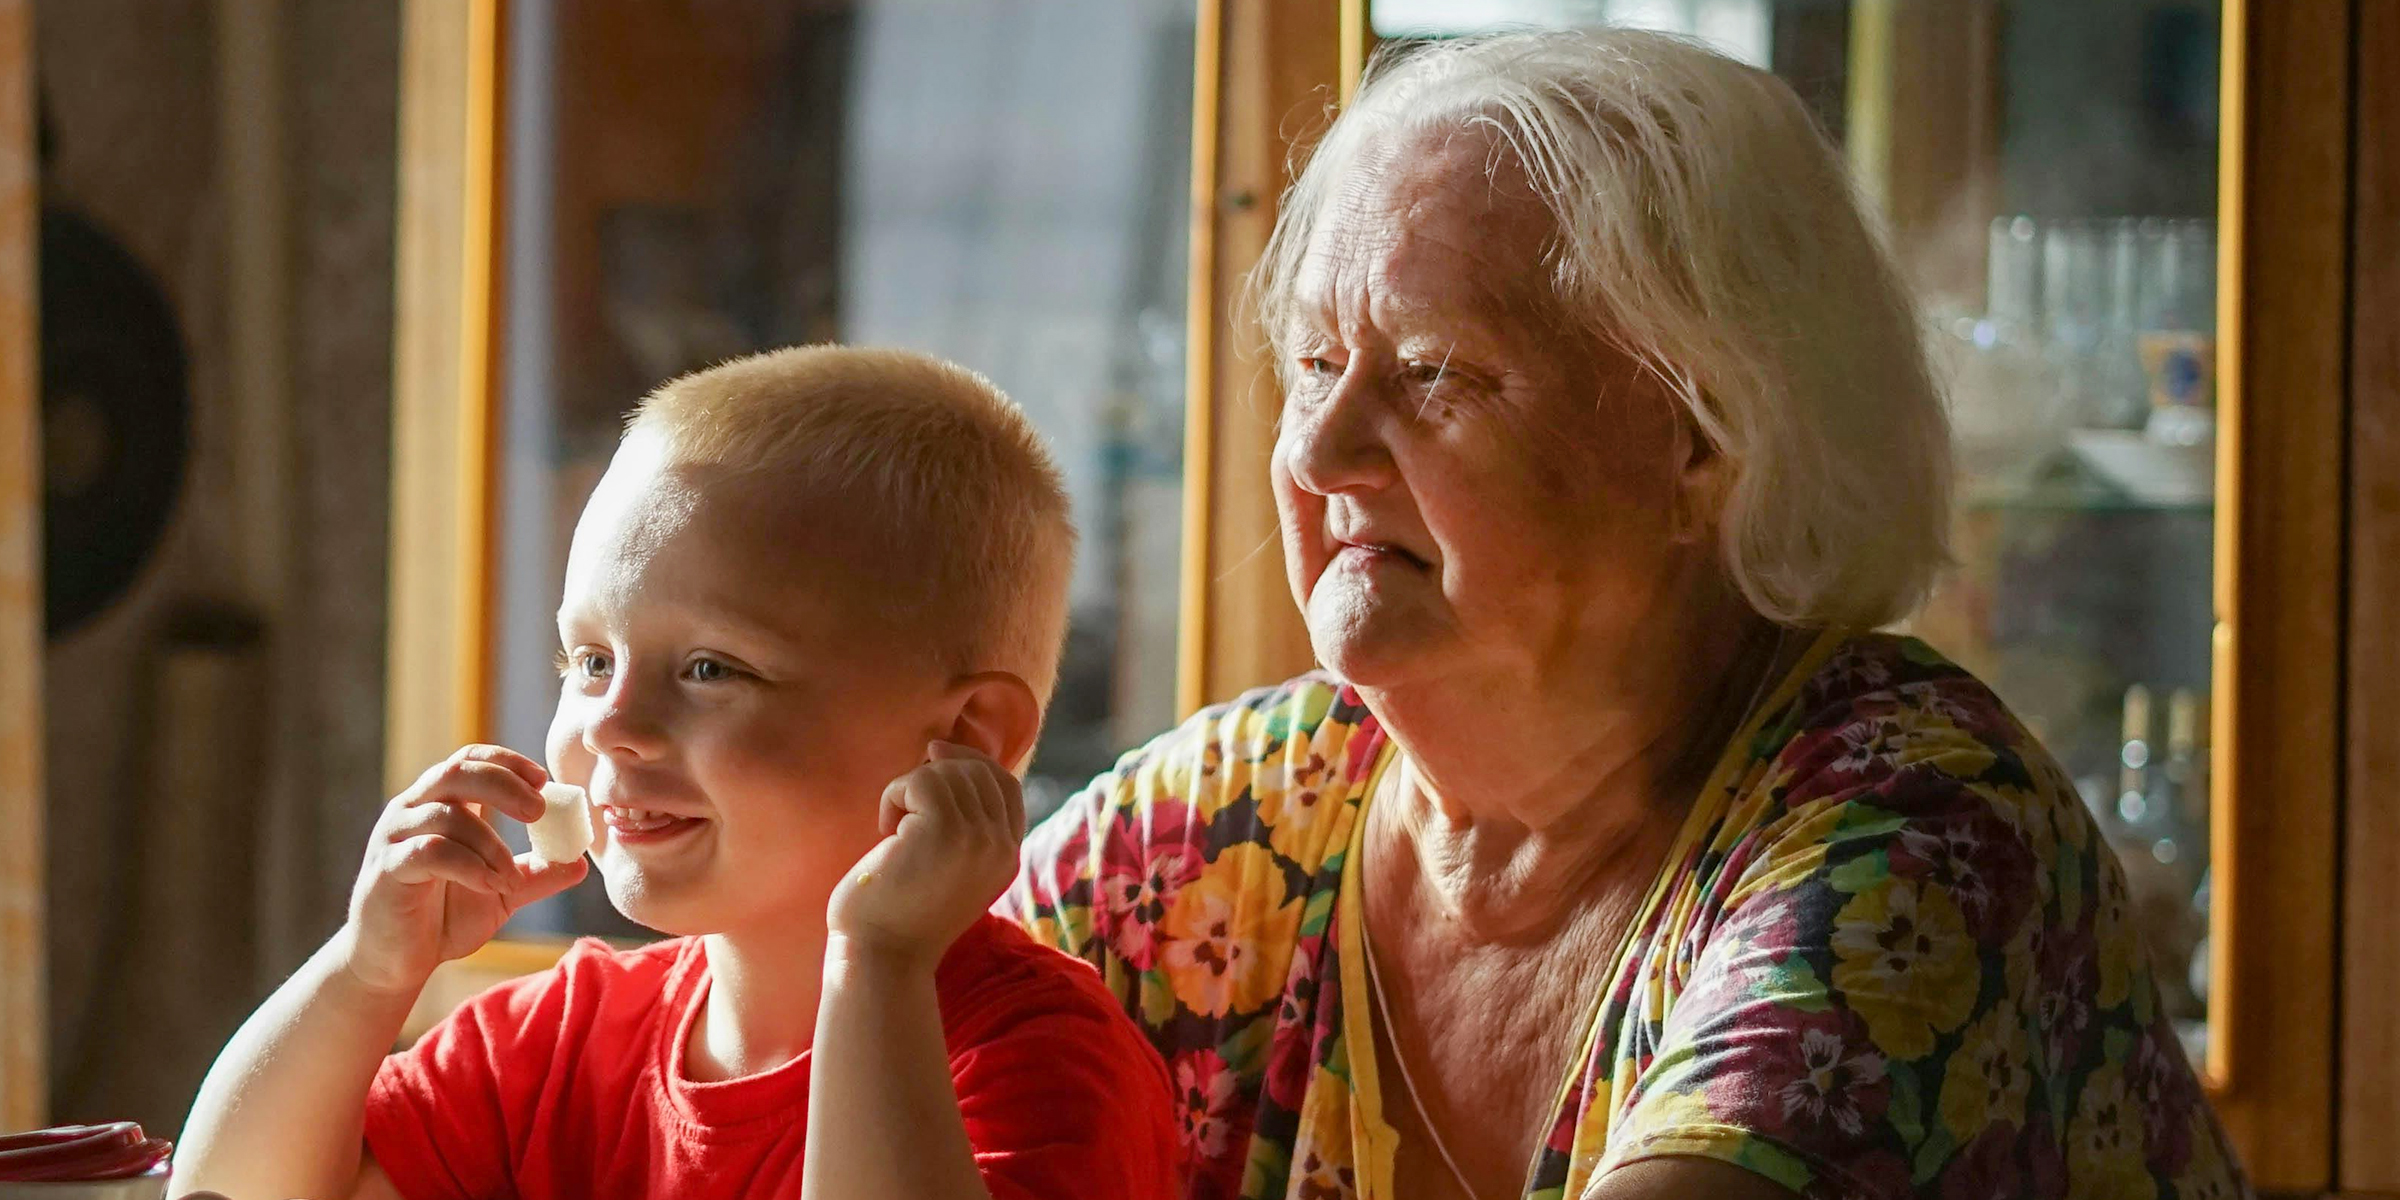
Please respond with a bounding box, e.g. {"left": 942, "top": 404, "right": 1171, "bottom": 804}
{"left": 685, "top": 658, "right": 738, "bottom": 684}
{"left": 555, "top": 648, "right": 612, "bottom": 680}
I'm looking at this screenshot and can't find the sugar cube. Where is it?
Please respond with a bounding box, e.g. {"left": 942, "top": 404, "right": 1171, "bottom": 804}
{"left": 528, "top": 781, "right": 593, "bottom": 864}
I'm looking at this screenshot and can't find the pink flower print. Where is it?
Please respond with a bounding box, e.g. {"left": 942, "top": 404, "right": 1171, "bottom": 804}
{"left": 1819, "top": 646, "right": 1897, "bottom": 698}
{"left": 1775, "top": 1025, "right": 1890, "bottom": 1139}
{"left": 1829, "top": 718, "right": 1908, "bottom": 777}
{"left": 1264, "top": 938, "right": 1324, "bottom": 1109}
{"left": 1893, "top": 814, "right": 2037, "bottom": 942}
{"left": 1172, "top": 1049, "right": 1251, "bottom": 1200}
{"left": 2127, "top": 1019, "right": 2199, "bottom": 1174}
{"left": 1896, "top": 679, "right": 1999, "bottom": 736}
{"left": 1091, "top": 801, "right": 1205, "bottom": 970}
{"left": 1175, "top": 1049, "right": 1243, "bottom": 1158}
{"left": 2033, "top": 934, "right": 2096, "bottom": 1077}
{"left": 1096, "top": 848, "right": 1203, "bottom": 971}
{"left": 1937, "top": 1126, "right": 2022, "bottom": 1200}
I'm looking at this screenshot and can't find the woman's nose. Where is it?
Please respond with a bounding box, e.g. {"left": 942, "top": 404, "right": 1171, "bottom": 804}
{"left": 1280, "top": 368, "right": 1397, "bottom": 495}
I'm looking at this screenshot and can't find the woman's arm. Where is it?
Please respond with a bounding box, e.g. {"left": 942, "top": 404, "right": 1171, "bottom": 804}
{"left": 1586, "top": 1158, "right": 1802, "bottom": 1200}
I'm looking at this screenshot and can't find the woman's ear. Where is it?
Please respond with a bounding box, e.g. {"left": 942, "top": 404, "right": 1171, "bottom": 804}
{"left": 942, "top": 671, "right": 1043, "bottom": 773}
{"left": 1668, "top": 402, "right": 1732, "bottom": 546}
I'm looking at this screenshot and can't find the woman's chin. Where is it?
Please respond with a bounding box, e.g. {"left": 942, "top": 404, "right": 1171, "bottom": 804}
{"left": 1306, "top": 600, "right": 1443, "bottom": 688}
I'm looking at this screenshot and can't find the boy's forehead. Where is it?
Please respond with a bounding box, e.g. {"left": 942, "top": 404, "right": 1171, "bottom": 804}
{"left": 561, "top": 440, "right": 896, "bottom": 630}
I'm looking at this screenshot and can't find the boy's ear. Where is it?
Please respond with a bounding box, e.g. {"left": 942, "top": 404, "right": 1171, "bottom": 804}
{"left": 942, "top": 671, "right": 1042, "bottom": 772}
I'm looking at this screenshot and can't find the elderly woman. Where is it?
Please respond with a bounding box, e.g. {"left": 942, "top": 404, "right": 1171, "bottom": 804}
{"left": 1007, "top": 27, "right": 2244, "bottom": 1200}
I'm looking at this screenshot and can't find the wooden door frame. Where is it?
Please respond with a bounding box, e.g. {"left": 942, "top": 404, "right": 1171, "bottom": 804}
{"left": 0, "top": 0, "right": 40, "bottom": 1132}
{"left": 2341, "top": 0, "right": 2400, "bottom": 1189}
{"left": 2207, "top": 0, "right": 2350, "bottom": 1188}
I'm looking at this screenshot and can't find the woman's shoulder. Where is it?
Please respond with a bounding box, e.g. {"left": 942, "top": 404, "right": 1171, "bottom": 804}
{"left": 1766, "top": 631, "right": 2066, "bottom": 806}
{"left": 1173, "top": 668, "right": 1372, "bottom": 758}
{"left": 1074, "top": 668, "right": 1381, "bottom": 818}
{"left": 1615, "top": 634, "right": 2232, "bottom": 1199}
{"left": 1702, "top": 631, "right": 2095, "bottom": 943}
{"left": 1007, "top": 670, "right": 1384, "bottom": 969}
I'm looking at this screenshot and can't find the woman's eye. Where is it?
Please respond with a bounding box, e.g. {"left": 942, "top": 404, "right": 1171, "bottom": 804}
{"left": 1402, "top": 359, "right": 1449, "bottom": 385}
{"left": 1298, "top": 356, "right": 1340, "bottom": 378}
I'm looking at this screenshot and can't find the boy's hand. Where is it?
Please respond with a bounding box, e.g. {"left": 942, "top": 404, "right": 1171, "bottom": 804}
{"left": 826, "top": 741, "right": 1025, "bottom": 964}
{"left": 339, "top": 745, "right": 588, "bottom": 997}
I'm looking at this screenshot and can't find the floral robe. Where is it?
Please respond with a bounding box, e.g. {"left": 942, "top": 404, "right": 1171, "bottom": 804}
{"left": 1003, "top": 632, "right": 2250, "bottom": 1200}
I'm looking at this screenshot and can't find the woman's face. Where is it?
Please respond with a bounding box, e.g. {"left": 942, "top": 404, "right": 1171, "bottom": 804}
{"left": 1272, "top": 130, "right": 1722, "bottom": 691}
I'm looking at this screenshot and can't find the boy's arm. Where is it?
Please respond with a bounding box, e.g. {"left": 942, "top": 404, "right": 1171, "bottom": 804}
{"left": 171, "top": 929, "right": 417, "bottom": 1200}
{"left": 805, "top": 742, "right": 1023, "bottom": 1200}
{"left": 173, "top": 746, "right": 582, "bottom": 1200}
{"left": 803, "top": 941, "right": 991, "bottom": 1200}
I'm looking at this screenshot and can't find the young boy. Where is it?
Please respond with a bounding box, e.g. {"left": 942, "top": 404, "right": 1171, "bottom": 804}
{"left": 173, "top": 347, "right": 1180, "bottom": 1200}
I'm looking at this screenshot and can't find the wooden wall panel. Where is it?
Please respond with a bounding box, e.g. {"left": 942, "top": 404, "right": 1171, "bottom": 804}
{"left": 386, "top": 0, "right": 501, "bottom": 790}
{"left": 2343, "top": 0, "right": 2400, "bottom": 1189}
{"left": 0, "top": 0, "right": 38, "bottom": 1133}
{"left": 1174, "top": 0, "right": 1343, "bottom": 715}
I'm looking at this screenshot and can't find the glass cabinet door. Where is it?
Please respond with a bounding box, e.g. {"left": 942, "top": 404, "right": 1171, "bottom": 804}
{"left": 1367, "top": 0, "right": 2223, "bottom": 1064}
{"left": 482, "top": 0, "right": 1197, "bottom": 937}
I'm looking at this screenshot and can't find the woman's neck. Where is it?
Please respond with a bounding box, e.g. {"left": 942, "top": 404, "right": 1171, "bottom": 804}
{"left": 686, "top": 922, "right": 829, "bottom": 1082}
{"left": 1356, "top": 597, "right": 1798, "bottom": 941}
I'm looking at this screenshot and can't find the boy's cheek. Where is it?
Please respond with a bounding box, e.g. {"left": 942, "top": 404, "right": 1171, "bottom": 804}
{"left": 544, "top": 713, "right": 593, "bottom": 786}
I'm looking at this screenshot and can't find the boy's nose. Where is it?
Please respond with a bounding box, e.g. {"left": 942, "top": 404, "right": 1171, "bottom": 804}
{"left": 584, "top": 684, "right": 670, "bottom": 761}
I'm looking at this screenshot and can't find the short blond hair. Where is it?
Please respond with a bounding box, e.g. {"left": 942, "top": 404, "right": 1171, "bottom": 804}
{"left": 1253, "top": 29, "right": 1952, "bottom": 629}
{"left": 626, "top": 345, "right": 1077, "bottom": 700}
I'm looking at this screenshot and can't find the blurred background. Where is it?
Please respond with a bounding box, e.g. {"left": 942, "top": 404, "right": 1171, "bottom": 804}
{"left": 3, "top": 1, "right": 2391, "bottom": 1193}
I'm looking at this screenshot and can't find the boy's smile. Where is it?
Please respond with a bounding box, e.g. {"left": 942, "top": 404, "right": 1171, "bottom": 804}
{"left": 545, "top": 431, "right": 955, "bottom": 938}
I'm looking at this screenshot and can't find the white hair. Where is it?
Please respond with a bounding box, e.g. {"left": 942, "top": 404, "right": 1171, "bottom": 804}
{"left": 1252, "top": 28, "right": 1953, "bottom": 629}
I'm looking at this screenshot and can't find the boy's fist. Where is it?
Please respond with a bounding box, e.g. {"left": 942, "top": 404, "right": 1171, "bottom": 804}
{"left": 826, "top": 741, "right": 1025, "bottom": 962}
{"left": 340, "top": 745, "right": 589, "bottom": 997}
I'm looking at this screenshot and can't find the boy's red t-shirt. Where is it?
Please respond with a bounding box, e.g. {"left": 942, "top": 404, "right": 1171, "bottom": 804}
{"left": 363, "top": 914, "right": 1179, "bottom": 1200}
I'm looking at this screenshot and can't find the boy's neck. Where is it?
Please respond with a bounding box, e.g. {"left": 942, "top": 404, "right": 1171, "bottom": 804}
{"left": 685, "top": 925, "right": 828, "bottom": 1082}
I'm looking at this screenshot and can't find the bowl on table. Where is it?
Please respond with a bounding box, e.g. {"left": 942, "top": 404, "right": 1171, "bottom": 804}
{"left": 0, "top": 1125, "right": 172, "bottom": 1200}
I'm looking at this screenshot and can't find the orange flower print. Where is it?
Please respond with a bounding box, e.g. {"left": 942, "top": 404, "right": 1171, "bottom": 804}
{"left": 1160, "top": 843, "right": 1304, "bottom": 1017}
{"left": 2091, "top": 861, "right": 2138, "bottom": 1008}
{"left": 1254, "top": 727, "right": 1342, "bottom": 861}
{"left": 1289, "top": 1071, "right": 1358, "bottom": 1200}
{"left": 1829, "top": 876, "right": 1978, "bottom": 1059}
{"left": 1938, "top": 1000, "right": 2032, "bottom": 1140}
{"left": 2066, "top": 1064, "right": 2153, "bottom": 1200}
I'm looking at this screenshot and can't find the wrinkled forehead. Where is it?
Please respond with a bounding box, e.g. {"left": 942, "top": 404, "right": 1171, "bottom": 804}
{"left": 1291, "top": 124, "right": 1565, "bottom": 332}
